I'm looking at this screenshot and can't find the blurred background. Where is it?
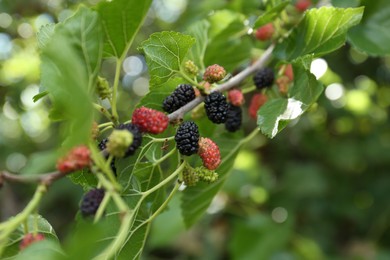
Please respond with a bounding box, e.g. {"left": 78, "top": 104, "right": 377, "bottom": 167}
{"left": 0, "top": 0, "right": 390, "bottom": 259}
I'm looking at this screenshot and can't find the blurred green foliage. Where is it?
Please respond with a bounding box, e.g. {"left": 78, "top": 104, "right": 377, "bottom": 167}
{"left": 0, "top": 0, "right": 389, "bottom": 259}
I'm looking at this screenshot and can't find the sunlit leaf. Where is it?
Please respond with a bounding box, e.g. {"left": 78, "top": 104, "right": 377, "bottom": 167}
{"left": 139, "top": 31, "right": 195, "bottom": 87}
{"left": 96, "top": 0, "right": 153, "bottom": 58}
{"left": 274, "top": 7, "right": 364, "bottom": 60}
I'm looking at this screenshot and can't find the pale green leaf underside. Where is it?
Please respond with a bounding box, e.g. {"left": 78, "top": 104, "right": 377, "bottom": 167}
{"left": 97, "top": 0, "right": 152, "bottom": 58}
{"left": 139, "top": 31, "right": 195, "bottom": 87}
{"left": 254, "top": 1, "right": 290, "bottom": 28}
{"left": 274, "top": 6, "right": 364, "bottom": 61}
{"left": 348, "top": 0, "right": 390, "bottom": 56}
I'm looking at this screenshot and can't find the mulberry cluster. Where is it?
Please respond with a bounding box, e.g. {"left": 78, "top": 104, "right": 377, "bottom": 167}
{"left": 80, "top": 188, "right": 105, "bottom": 217}
{"left": 56, "top": 145, "right": 91, "bottom": 174}
{"left": 163, "top": 84, "right": 195, "bottom": 113}
{"left": 175, "top": 121, "right": 199, "bottom": 156}
{"left": 204, "top": 92, "right": 229, "bottom": 124}
{"left": 253, "top": 68, "right": 274, "bottom": 90}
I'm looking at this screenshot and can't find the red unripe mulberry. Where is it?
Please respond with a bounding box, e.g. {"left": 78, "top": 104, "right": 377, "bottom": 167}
{"left": 20, "top": 233, "right": 45, "bottom": 250}
{"left": 132, "top": 106, "right": 169, "bottom": 134}
{"left": 228, "top": 89, "right": 244, "bottom": 106}
{"left": 255, "top": 23, "right": 274, "bottom": 41}
{"left": 198, "top": 137, "right": 221, "bottom": 170}
{"left": 295, "top": 0, "right": 311, "bottom": 12}
{"left": 249, "top": 94, "right": 268, "bottom": 120}
{"left": 56, "top": 145, "right": 91, "bottom": 174}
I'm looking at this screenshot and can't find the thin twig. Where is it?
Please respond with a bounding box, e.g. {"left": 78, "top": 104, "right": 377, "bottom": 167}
{"left": 0, "top": 170, "right": 67, "bottom": 186}
{"left": 168, "top": 44, "right": 275, "bottom": 122}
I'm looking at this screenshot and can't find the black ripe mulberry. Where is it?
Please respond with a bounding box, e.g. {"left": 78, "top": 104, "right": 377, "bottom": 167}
{"left": 80, "top": 188, "right": 105, "bottom": 217}
{"left": 253, "top": 68, "right": 274, "bottom": 89}
{"left": 116, "top": 123, "right": 142, "bottom": 157}
{"left": 204, "top": 91, "right": 228, "bottom": 124}
{"left": 175, "top": 121, "right": 199, "bottom": 156}
{"left": 163, "top": 84, "right": 195, "bottom": 113}
{"left": 98, "top": 138, "right": 117, "bottom": 176}
{"left": 225, "top": 104, "right": 242, "bottom": 132}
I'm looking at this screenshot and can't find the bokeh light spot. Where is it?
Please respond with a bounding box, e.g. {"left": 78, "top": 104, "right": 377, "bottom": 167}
{"left": 310, "top": 58, "right": 328, "bottom": 79}
{"left": 0, "top": 13, "right": 13, "bottom": 28}
{"left": 271, "top": 207, "right": 288, "bottom": 223}
{"left": 325, "top": 83, "right": 344, "bottom": 100}
{"left": 18, "top": 23, "right": 34, "bottom": 38}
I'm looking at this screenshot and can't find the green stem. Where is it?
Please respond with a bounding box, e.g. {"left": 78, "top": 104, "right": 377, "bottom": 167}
{"left": 142, "top": 161, "right": 185, "bottom": 197}
{"left": 241, "top": 127, "right": 260, "bottom": 145}
{"left": 95, "top": 173, "right": 128, "bottom": 213}
{"left": 144, "top": 181, "right": 179, "bottom": 223}
{"left": 93, "top": 162, "right": 185, "bottom": 260}
{"left": 93, "top": 103, "right": 115, "bottom": 122}
{"left": 94, "top": 192, "right": 111, "bottom": 223}
{"left": 93, "top": 211, "right": 133, "bottom": 260}
{"left": 180, "top": 69, "right": 201, "bottom": 87}
{"left": 100, "top": 125, "right": 113, "bottom": 135}
{"left": 153, "top": 148, "right": 176, "bottom": 166}
{"left": 145, "top": 136, "right": 175, "bottom": 142}
{"left": 0, "top": 184, "right": 46, "bottom": 256}
{"left": 111, "top": 59, "right": 122, "bottom": 124}
{"left": 242, "top": 85, "right": 256, "bottom": 94}
{"left": 130, "top": 181, "right": 180, "bottom": 235}
{"left": 98, "top": 122, "right": 114, "bottom": 129}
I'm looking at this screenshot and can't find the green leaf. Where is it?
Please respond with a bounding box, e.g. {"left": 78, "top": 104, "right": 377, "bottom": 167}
{"left": 205, "top": 20, "right": 252, "bottom": 71}
{"left": 186, "top": 20, "right": 210, "bottom": 70}
{"left": 97, "top": 138, "right": 178, "bottom": 259}
{"left": 207, "top": 10, "right": 244, "bottom": 38}
{"left": 67, "top": 168, "right": 98, "bottom": 190}
{"left": 274, "top": 7, "right": 364, "bottom": 61}
{"left": 32, "top": 91, "right": 48, "bottom": 103}
{"left": 288, "top": 57, "right": 324, "bottom": 106}
{"left": 54, "top": 6, "right": 103, "bottom": 90}
{"left": 13, "top": 240, "right": 64, "bottom": 260}
{"left": 40, "top": 6, "right": 102, "bottom": 149}
{"left": 3, "top": 215, "right": 59, "bottom": 258}
{"left": 181, "top": 132, "right": 244, "bottom": 227}
{"left": 348, "top": 0, "right": 390, "bottom": 56}
{"left": 257, "top": 98, "right": 289, "bottom": 138}
{"left": 331, "top": 0, "right": 361, "bottom": 8}
{"left": 36, "top": 23, "right": 55, "bottom": 50}
{"left": 96, "top": 0, "right": 152, "bottom": 58}
{"left": 253, "top": 1, "right": 290, "bottom": 28}
{"left": 139, "top": 31, "right": 195, "bottom": 87}
{"left": 257, "top": 58, "right": 323, "bottom": 138}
